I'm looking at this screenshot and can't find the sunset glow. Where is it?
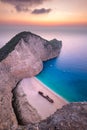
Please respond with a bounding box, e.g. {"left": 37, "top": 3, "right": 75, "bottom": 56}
{"left": 0, "top": 0, "right": 87, "bottom": 26}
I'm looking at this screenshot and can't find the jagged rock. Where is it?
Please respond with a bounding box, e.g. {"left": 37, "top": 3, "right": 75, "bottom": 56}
{"left": 0, "top": 31, "right": 62, "bottom": 130}
{"left": 0, "top": 32, "right": 87, "bottom": 130}
{"left": 0, "top": 63, "right": 18, "bottom": 130}
{"left": 12, "top": 83, "right": 41, "bottom": 125}
{"left": 17, "top": 102, "right": 87, "bottom": 130}
{"left": 38, "top": 102, "right": 87, "bottom": 130}
{"left": 1, "top": 32, "right": 62, "bottom": 79}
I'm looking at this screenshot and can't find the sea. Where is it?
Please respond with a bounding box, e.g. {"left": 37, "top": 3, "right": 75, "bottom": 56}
{"left": 0, "top": 24, "right": 87, "bottom": 102}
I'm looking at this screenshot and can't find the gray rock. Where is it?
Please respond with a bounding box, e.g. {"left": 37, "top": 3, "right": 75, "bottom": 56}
{"left": 0, "top": 32, "right": 86, "bottom": 130}
{"left": 17, "top": 103, "right": 87, "bottom": 130}
{"left": 38, "top": 102, "right": 87, "bottom": 130}
{"left": 0, "top": 63, "right": 18, "bottom": 130}
{"left": 13, "top": 83, "right": 41, "bottom": 125}
{"left": 0, "top": 31, "right": 62, "bottom": 130}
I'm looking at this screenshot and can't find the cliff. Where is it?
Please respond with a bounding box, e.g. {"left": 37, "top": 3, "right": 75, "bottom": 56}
{"left": 0, "top": 32, "right": 87, "bottom": 130}
{"left": 0, "top": 31, "right": 62, "bottom": 130}
{"left": 0, "top": 32, "right": 62, "bottom": 62}
{"left": 17, "top": 102, "right": 87, "bottom": 130}
{"left": 0, "top": 32, "right": 62, "bottom": 79}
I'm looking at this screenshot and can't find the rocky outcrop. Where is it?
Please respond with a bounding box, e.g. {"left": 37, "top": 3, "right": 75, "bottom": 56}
{"left": 0, "top": 63, "right": 18, "bottom": 130}
{"left": 0, "top": 32, "right": 87, "bottom": 130}
{"left": 39, "top": 102, "right": 87, "bottom": 130}
{"left": 17, "top": 102, "right": 87, "bottom": 130}
{"left": 0, "top": 31, "right": 62, "bottom": 130}
{"left": 0, "top": 32, "right": 62, "bottom": 79}
{"left": 12, "top": 83, "right": 41, "bottom": 125}
{"left": 0, "top": 32, "right": 62, "bottom": 62}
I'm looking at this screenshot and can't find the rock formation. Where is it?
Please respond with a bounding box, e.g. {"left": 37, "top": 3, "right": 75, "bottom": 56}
{"left": 0, "top": 31, "right": 87, "bottom": 130}
{"left": 0, "top": 63, "right": 18, "bottom": 130}
{"left": 0, "top": 31, "right": 62, "bottom": 130}
{"left": 17, "top": 102, "right": 87, "bottom": 130}
{"left": 39, "top": 102, "right": 87, "bottom": 130}
{"left": 12, "top": 82, "right": 41, "bottom": 125}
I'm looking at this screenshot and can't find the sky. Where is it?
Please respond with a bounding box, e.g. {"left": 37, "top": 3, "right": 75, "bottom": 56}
{"left": 0, "top": 0, "right": 87, "bottom": 26}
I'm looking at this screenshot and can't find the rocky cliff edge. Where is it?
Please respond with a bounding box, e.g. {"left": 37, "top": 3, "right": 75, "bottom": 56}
{"left": 0, "top": 32, "right": 87, "bottom": 130}
{"left": 0, "top": 31, "right": 62, "bottom": 130}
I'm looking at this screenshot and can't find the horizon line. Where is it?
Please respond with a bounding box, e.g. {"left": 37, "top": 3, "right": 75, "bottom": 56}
{"left": 0, "top": 21, "right": 87, "bottom": 27}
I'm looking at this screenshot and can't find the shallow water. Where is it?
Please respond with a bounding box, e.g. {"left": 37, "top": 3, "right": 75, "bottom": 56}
{"left": 36, "top": 26, "right": 87, "bottom": 102}
{"left": 0, "top": 25, "right": 87, "bottom": 102}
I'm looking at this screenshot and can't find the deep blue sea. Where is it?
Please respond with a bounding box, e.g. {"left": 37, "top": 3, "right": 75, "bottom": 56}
{"left": 0, "top": 25, "right": 87, "bottom": 102}
{"left": 36, "top": 26, "right": 87, "bottom": 102}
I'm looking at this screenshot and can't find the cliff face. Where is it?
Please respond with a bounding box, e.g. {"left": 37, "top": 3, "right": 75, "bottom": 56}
{"left": 18, "top": 102, "right": 87, "bottom": 130}
{"left": 0, "top": 32, "right": 62, "bottom": 62}
{"left": 12, "top": 83, "right": 41, "bottom": 125}
{"left": 0, "top": 32, "right": 87, "bottom": 130}
{"left": 39, "top": 102, "right": 87, "bottom": 130}
{"left": 0, "top": 32, "right": 62, "bottom": 79}
{"left": 0, "top": 63, "right": 18, "bottom": 130}
{"left": 0, "top": 32, "right": 62, "bottom": 130}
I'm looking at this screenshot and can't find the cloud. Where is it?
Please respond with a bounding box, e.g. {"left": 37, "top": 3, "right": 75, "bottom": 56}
{"left": 1, "top": 0, "right": 49, "bottom": 6}
{"left": 15, "top": 5, "right": 30, "bottom": 12}
{"left": 1, "top": 0, "right": 50, "bottom": 12}
{"left": 32, "top": 8, "right": 51, "bottom": 14}
{"left": 1, "top": 0, "right": 47, "bottom": 6}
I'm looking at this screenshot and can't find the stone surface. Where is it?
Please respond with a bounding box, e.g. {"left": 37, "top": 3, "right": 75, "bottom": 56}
{"left": 0, "top": 32, "right": 62, "bottom": 130}
{"left": 13, "top": 83, "right": 41, "bottom": 125}
{"left": 39, "top": 102, "right": 87, "bottom": 130}
{"left": 1, "top": 32, "right": 87, "bottom": 130}
{"left": 0, "top": 63, "right": 18, "bottom": 130}
{"left": 17, "top": 102, "right": 87, "bottom": 130}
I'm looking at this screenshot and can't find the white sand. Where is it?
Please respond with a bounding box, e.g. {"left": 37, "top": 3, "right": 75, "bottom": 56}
{"left": 19, "top": 77, "right": 68, "bottom": 120}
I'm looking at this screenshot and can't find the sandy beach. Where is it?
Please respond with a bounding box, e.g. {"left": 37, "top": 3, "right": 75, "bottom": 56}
{"left": 19, "top": 77, "right": 68, "bottom": 120}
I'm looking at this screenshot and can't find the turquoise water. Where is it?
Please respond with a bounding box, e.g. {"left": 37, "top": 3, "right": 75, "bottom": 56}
{"left": 36, "top": 58, "right": 87, "bottom": 102}
{"left": 36, "top": 27, "right": 87, "bottom": 102}
{"left": 0, "top": 25, "right": 87, "bottom": 102}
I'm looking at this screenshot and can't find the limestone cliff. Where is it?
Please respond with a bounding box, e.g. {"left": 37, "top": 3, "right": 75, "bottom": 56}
{"left": 0, "top": 32, "right": 62, "bottom": 79}
{"left": 0, "top": 31, "right": 62, "bottom": 130}
{"left": 12, "top": 83, "right": 41, "bottom": 125}
{"left": 0, "top": 63, "right": 18, "bottom": 130}
{"left": 0, "top": 32, "right": 87, "bottom": 130}
{"left": 39, "top": 102, "right": 87, "bottom": 130}
{"left": 18, "top": 102, "right": 87, "bottom": 130}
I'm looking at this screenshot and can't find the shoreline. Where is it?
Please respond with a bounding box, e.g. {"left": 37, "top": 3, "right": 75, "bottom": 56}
{"left": 19, "top": 77, "right": 68, "bottom": 120}
{"left": 35, "top": 77, "right": 68, "bottom": 103}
